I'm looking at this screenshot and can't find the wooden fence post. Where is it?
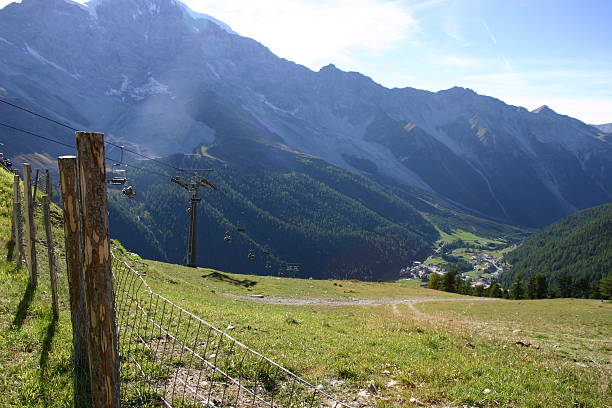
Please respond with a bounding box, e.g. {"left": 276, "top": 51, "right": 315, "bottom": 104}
{"left": 76, "top": 132, "right": 120, "bottom": 408}
{"left": 22, "top": 163, "right": 38, "bottom": 286}
{"left": 32, "top": 168, "right": 40, "bottom": 202}
{"left": 58, "top": 155, "right": 91, "bottom": 407}
{"left": 12, "top": 175, "right": 25, "bottom": 265}
{"left": 43, "top": 169, "right": 59, "bottom": 318}
{"left": 10, "top": 196, "right": 16, "bottom": 260}
{"left": 42, "top": 192, "right": 59, "bottom": 319}
{"left": 45, "top": 169, "right": 53, "bottom": 202}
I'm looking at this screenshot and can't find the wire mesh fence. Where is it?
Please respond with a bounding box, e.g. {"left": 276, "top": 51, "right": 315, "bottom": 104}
{"left": 112, "top": 253, "right": 354, "bottom": 408}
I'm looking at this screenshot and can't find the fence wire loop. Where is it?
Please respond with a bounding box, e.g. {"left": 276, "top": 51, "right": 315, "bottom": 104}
{"left": 111, "top": 252, "right": 354, "bottom": 408}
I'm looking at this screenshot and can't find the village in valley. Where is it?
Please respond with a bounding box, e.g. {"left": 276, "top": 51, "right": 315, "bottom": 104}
{"left": 400, "top": 234, "right": 516, "bottom": 289}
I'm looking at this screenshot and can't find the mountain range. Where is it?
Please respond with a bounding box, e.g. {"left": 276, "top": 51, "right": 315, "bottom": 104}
{"left": 1, "top": 0, "right": 611, "bottom": 229}
{"left": 0, "top": 0, "right": 610, "bottom": 278}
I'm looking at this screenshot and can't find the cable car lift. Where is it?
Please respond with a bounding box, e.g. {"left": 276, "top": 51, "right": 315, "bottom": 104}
{"left": 171, "top": 170, "right": 217, "bottom": 268}
{"left": 108, "top": 146, "right": 136, "bottom": 198}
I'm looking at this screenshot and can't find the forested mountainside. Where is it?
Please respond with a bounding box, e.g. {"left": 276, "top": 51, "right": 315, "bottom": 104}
{"left": 109, "top": 153, "right": 434, "bottom": 280}
{"left": 107, "top": 148, "right": 525, "bottom": 281}
{"left": 1, "top": 0, "right": 611, "bottom": 229}
{"left": 501, "top": 203, "right": 612, "bottom": 289}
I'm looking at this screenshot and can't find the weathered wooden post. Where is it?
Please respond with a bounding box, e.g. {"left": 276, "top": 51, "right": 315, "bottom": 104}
{"left": 11, "top": 176, "right": 20, "bottom": 262}
{"left": 42, "top": 190, "right": 59, "bottom": 318}
{"left": 9, "top": 178, "right": 16, "bottom": 261}
{"left": 58, "top": 155, "right": 91, "bottom": 407}
{"left": 13, "top": 175, "right": 25, "bottom": 266}
{"left": 45, "top": 169, "right": 53, "bottom": 201}
{"left": 9, "top": 217, "right": 15, "bottom": 261}
{"left": 32, "top": 168, "right": 40, "bottom": 202}
{"left": 22, "top": 163, "right": 38, "bottom": 286}
{"left": 76, "top": 132, "right": 120, "bottom": 408}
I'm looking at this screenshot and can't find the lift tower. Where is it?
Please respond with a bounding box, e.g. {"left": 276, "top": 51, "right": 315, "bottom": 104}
{"left": 171, "top": 171, "right": 217, "bottom": 268}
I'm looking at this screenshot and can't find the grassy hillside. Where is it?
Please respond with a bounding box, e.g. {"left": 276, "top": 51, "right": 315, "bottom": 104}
{"left": 124, "top": 256, "right": 611, "bottom": 407}
{"left": 501, "top": 203, "right": 612, "bottom": 289}
{"left": 2, "top": 168, "right": 609, "bottom": 407}
{"left": 0, "top": 168, "right": 75, "bottom": 407}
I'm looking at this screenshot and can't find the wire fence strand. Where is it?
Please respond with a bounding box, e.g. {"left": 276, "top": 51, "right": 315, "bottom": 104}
{"left": 111, "top": 252, "right": 354, "bottom": 408}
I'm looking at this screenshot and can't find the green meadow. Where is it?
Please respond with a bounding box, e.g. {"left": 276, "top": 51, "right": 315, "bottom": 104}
{"left": 0, "top": 169, "right": 610, "bottom": 407}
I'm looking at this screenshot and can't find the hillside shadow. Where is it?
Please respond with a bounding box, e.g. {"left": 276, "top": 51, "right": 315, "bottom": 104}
{"left": 202, "top": 272, "right": 257, "bottom": 288}
{"left": 11, "top": 281, "right": 36, "bottom": 329}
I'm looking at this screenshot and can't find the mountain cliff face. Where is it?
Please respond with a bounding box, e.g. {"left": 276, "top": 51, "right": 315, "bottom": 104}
{"left": 1, "top": 0, "right": 611, "bottom": 228}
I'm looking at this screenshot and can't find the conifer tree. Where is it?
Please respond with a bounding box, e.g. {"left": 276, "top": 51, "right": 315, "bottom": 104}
{"left": 473, "top": 284, "right": 485, "bottom": 297}
{"left": 508, "top": 274, "right": 524, "bottom": 300}
{"left": 556, "top": 274, "right": 574, "bottom": 298}
{"left": 456, "top": 276, "right": 472, "bottom": 295}
{"left": 443, "top": 268, "right": 458, "bottom": 293}
{"left": 526, "top": 275, "right": 537, "bottom": 299}
{"left": 600, "top": 276, "right": 612, "bottom": 299}
{"left": 534, "top": 274, "right": 547, "bottom": 299}
{"left": 589, "top": 282, "right": 601, "bottom": 299}
{"left": 487, "top": 282, "right": 503, "bottom": 298}
{"left": 428, "top": 273, "right": 442, "bottom": 290}
{"left": 573, "top": 276, "right": 590, "bottom": 298}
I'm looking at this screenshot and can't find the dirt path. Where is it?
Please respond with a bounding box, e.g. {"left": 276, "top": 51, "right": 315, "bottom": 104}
{"left": 220, "top": 292, "right": 500, "bottom": 307}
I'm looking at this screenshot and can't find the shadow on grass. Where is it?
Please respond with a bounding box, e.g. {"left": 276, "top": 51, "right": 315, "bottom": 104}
{"left": 11, "top": 280, "right": 36, "bottom": 330}
{"left": 39, "top": 316, "right": 57, "bottom": 371}
{"left": 4, "top": 262, "right": 22, "bottom": 276}
{"left": 5, "top": 239, "right": 15, "bottom": 261}
{"left": 202, "top": 271, "right": 257, "bottom": 288}
{"left": 39, "top": 315, "right": 58, "bottom": 407}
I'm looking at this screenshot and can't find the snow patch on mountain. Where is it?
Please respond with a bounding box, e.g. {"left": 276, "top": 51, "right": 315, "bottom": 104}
{"left": 105, "top": 76, "right": 171, "bottom": 101}
{"left": 264, "top": 100, "right": 299, "bottom": 116}
{"left": 179, "top": 3, "right": 236, "bottom": 34}
{"left": 251, "top": 91, "right": 298, "bottom": 116}
{"left": 80, "top": 0, "right": 100, "bottom": 18}
{"left": 0, "top": 37, "right": 14, "bottom": 47}
{"left": 206, "top": 62, "right": 221, "bottom": 79}
{"left": 25, "top": 43, "right": 80, "bottom": 79}
{"left": 148, "top": 1, "right": 159, "bottom": 14}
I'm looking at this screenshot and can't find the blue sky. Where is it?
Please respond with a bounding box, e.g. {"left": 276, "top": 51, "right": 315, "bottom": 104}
{"left": 2, "top": 0, "right": 611, "bottom": 124}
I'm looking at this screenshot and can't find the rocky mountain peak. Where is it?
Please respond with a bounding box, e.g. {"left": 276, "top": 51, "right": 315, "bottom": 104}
{"left": 532, "top": 105, "right": 556, "bottom": 115}
{"left": 15, "top": 0, "right": 235, "bottom": 34}
{"left": 90, "top": 0, "right": 183, "bottom": 19}
{"left": 320, "top": 63, "right": 339, "bottom": 72}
